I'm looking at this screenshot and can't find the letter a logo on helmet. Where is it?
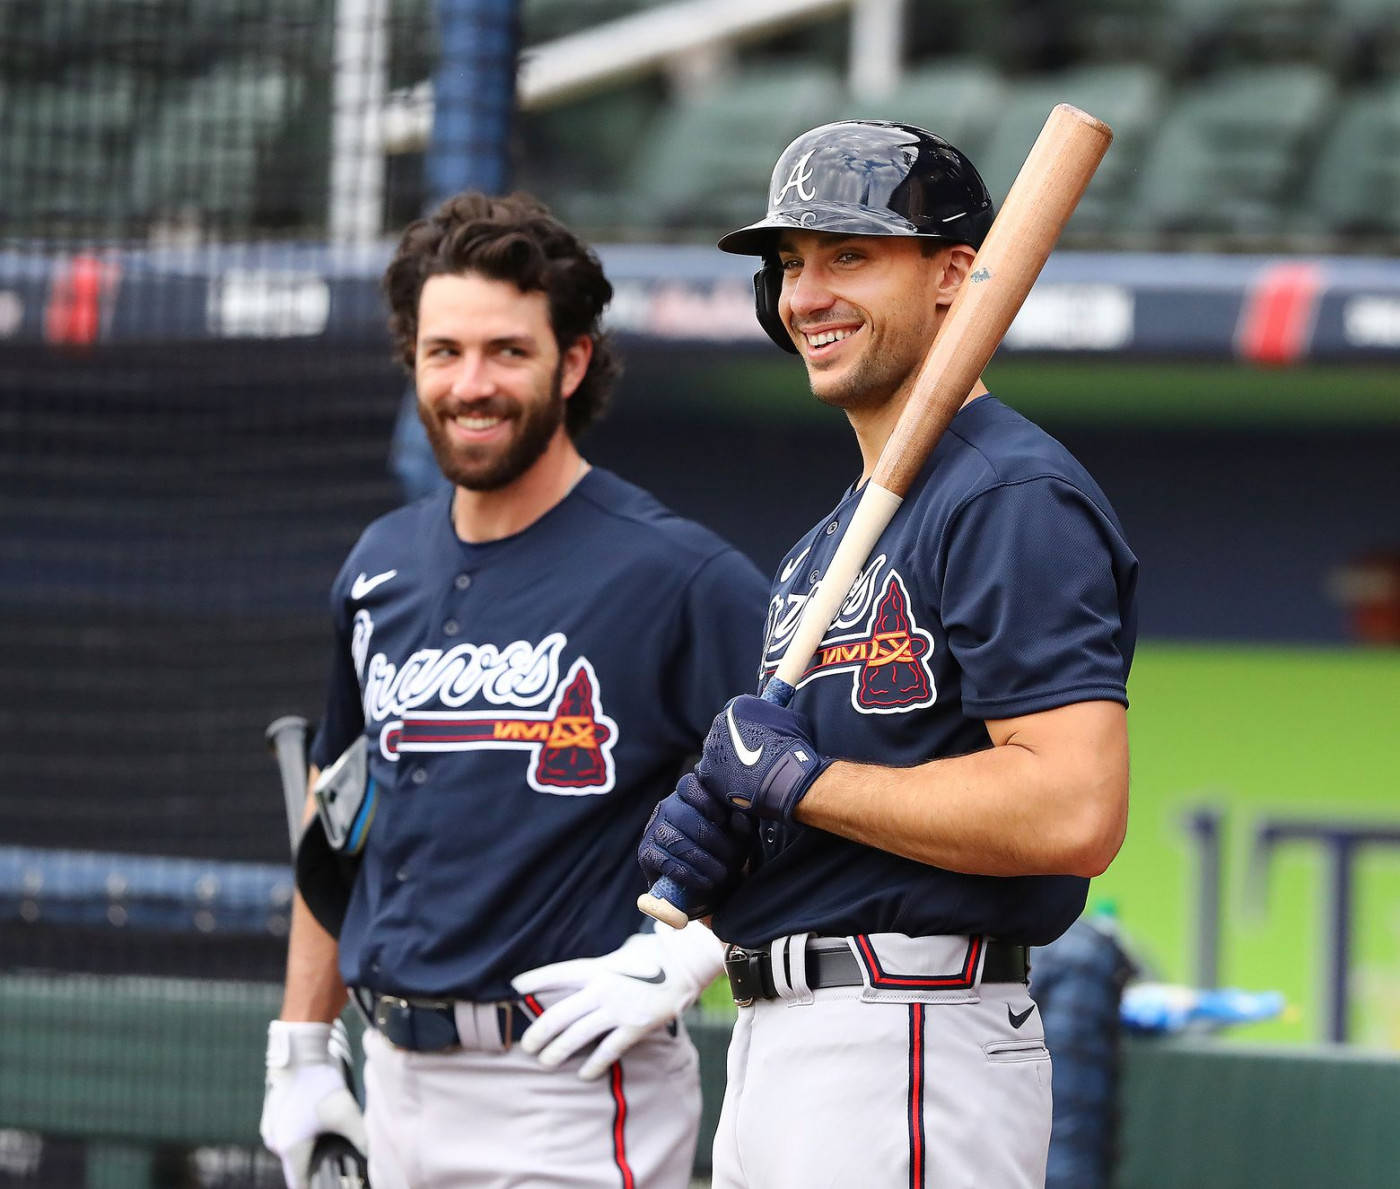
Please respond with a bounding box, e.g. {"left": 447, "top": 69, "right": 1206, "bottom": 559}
{"left": 716, "top": 120, "right": 997, "bottom": 353}
{"left": 776, "top": 149, "right": 818, "bottom": 204}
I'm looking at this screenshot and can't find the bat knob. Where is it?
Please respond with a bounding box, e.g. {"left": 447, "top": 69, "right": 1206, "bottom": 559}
{"left": 266, "top": 714, "right": 309, "bottom": 748}
{"left": 638, "top": 878, "right": 691, "bottom": 929}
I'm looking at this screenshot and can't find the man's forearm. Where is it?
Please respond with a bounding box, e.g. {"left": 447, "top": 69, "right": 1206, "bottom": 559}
{"left": 794, "top": 701, "right": 1128, "bottom": 878}
{"left": 279, "top": 893, "right": 349, "bottom": 1022}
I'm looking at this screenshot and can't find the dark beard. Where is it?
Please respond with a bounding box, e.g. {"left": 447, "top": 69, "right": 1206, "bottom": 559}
{"left": 419, "top": 367, "right": 566, "bottom": 492}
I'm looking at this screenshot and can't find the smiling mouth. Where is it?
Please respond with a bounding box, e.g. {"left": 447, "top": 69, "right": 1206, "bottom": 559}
{"left": 801, "top": 326, "right": 858, "bottom": 354}
{"left": 452, "top": 412, "right": 506, "bottom": 432}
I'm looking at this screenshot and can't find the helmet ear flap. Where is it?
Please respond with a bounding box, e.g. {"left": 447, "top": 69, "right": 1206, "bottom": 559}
{"left": 753, "top": 262, "right": 798, "bottom": 354}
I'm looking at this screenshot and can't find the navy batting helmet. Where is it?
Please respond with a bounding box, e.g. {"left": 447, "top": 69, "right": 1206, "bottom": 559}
{"left": 718, "top": 120, "right": 995, "bottom": 352}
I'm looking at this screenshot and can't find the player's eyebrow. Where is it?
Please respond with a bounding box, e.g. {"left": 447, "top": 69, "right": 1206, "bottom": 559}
{"left": 776, "top": 234, "right": 856, "bottom": 254}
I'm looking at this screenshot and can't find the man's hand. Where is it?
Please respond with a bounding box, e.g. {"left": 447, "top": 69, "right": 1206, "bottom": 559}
{"left": 697, "top": 694, "right": 832, "bottom": 821}
{"left": 511, "top": 923, "right": 726, "bottom": 1080}
{"left": 637, "top": 772, "right": 754, "bottom": 915}
{"left": 259, "top": 1020, "right": 367, "bottom": 1189}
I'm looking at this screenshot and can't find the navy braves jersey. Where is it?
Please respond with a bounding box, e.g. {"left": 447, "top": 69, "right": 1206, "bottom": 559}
{"left": 713, "top": 396, "right": 1139, "bottom": 949}
{"left": 310, "top": 468, "right": 768, "bottom": 1001}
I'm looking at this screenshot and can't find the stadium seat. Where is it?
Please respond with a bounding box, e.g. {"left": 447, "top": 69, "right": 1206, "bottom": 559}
{"left": 1296, "top": 78, "right": 1400, "bottom": 241}
{"left": 128, "top": 63, "right": 300, "bottom": 230}
{"left": 1155, "top": 0, "right": 1334, "bottom": 68}
{"left": 837, "top": 57, "right": 1006, "bottom": 162}
{"left": 582, "top": 62, "right": 848, "bottom": 239}
{"left": 515, "top": 78, "right": 670, "bottom": 226}
{"left": 1328, "top": 0, "right": 1400, "bottom": 75}
{"left": 0, "top": 70, "right": 142, "bottom": 231}
{"left": 1123, "top": 63, "right": 1337, "bottom": 243}
{"left": 970, "top": 63, "right": 1166, "bottom": 240}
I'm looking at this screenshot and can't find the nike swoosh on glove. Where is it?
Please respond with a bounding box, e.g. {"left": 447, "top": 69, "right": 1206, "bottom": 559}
{"left": 696, "top": 694, "right": 833, "bottom": 821}
{"left": 636, "top": 771, "right": 755, "bottom": 916}
{"left": 260, "top": 1020, "right": 367, "bottom": 1189}
{"left": 511, "top": 923, "right": 726, "bottom": 1080}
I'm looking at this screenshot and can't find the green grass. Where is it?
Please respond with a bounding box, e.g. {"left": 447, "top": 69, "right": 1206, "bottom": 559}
{"left": 665, "top": 358, "right": 1400, "bottom": 428}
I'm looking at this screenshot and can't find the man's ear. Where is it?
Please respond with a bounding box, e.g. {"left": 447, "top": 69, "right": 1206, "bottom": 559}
{"left": 934, "top": 244, "right": 978, "bottom": 308}
{"left": 559, "top": 335, "right": 593, "bottom": 400}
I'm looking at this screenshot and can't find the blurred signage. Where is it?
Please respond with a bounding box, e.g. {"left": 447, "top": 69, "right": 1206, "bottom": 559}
{"left": 1342, "top": 296, "right": 1400, "bottom": 348}
{"left": 0, "top": 291, "right": 23, "bottom": 339}
{"left": 208, "top": 270, "right": 331, "bottom": 338}
{"left": 1004, "top": 284, "right": 1134, "bottom": 351}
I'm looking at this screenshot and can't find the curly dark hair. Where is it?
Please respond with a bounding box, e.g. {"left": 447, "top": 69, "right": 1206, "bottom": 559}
{"left": 383, "top": 191, "right": 621, "bottom": 438}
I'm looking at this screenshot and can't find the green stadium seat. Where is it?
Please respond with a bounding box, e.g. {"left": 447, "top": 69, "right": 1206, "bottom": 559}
{"left": 0, "top": 69, "right": 142, "bottom": 231}
{"left": 515, "top": 78, "right": 669, "bottom": 226}
{"left": 1156, "top": 0, "right": 1335, "bottom": 67}
{"left": 1123, "top": 63, "right": 1336, "bottom": 243}
{"left": 837, "top": 57, "right": 1006, "bottom": 162}
{"left": 970, "top": 63, "right": 1166, "bottom": 240}
{"left": 1296, "top": 79, "right": 1400, "bottom": 241}
{"left": 1328, "top": 0, "right": 1400, "bottom": 74}
{"left": 579, "top": 62, "right": 848, "bottom": 239}
{"left": 128, "top": 63, "right": 301, "bottom": 230}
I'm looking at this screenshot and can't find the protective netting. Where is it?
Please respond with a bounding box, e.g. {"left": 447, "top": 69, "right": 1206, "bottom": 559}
{"left": 0, "top": 0, "right": 438, "bottom": 243}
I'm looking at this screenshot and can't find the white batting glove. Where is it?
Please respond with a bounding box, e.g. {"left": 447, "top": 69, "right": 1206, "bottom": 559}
{"left": 511, "top": 921, "right": 726, "bottom": 1081}
{"left": 259, "top": 1020, "right": 368, "bottom": 1189}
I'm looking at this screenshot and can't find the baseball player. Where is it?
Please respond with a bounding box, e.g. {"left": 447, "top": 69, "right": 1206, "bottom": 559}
{"left": 638, "top": 121, "right": 1140, "bottom": 1188}
{"left": 260, "top": 192, "right": 769, "bottom": 1188}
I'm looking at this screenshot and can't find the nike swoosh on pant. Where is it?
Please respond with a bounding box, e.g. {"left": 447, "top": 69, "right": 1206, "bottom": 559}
{"left": 1008, "top": 1003, "right": 1035, "bottom": 1029}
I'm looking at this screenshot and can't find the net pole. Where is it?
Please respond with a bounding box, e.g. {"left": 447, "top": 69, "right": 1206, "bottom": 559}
{"left": 330, "top": 0, "right": 390, "bottom": 243}
{"left": 425, "top": 0, "right": 520, "bottom": 203}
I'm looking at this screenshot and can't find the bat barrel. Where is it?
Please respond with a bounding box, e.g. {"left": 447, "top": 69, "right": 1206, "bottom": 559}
{"left": 265, "top": 714, "right": 310, "bottom": 847}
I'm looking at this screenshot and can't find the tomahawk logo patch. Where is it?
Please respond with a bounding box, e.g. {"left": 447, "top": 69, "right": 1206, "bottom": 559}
{"left": 764, "top": 568, "right": 936, "bottom": 714}
{"left": 379, "top": 656, "right": 619, "bottom": 795}
{"left": 358, "top": 625, "right": 619, "bottom": 795}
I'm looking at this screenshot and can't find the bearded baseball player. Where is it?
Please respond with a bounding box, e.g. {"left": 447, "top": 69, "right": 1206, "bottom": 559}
{"left": 638, "top": 120, "right": 1140, "bottom": 1188}
{"left": 259, "top": 192, "right": 768, "bottom": 1188}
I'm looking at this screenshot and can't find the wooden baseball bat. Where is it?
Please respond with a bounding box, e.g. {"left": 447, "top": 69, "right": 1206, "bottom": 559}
{"left": 639, "top": 104, "right": 1114, "bottom": 929}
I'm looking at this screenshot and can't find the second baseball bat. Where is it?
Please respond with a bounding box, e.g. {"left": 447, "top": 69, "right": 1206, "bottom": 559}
{"left": 639, "top": 104, "right": 1114, "bottom": 928}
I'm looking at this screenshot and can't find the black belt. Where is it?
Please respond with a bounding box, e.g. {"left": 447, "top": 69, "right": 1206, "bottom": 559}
{"left": 361, "top": 992, "right": 531, "bottom": 1053}
{"left": 725, "top": 938, "right": 1029, "bottom": 1005}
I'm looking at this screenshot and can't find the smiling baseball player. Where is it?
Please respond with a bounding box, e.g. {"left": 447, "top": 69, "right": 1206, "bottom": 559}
{"left": 639, "top": 120, "right": 1140, "bottom": 1188}
{"left": 259, "top": 192, "right": 768, "bottom": 1189}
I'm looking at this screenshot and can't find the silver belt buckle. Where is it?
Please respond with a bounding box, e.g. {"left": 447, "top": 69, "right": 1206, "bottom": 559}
{"left": 373, "top": 994, "right": 409, "bottom": 1031}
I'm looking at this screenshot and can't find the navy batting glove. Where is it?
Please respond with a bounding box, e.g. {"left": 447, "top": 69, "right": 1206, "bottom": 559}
{"left": 637, "top": 774, "right": 754, "bottom": 916}
{"left": 696, "top": 695, "right": 833, "bottom": 822}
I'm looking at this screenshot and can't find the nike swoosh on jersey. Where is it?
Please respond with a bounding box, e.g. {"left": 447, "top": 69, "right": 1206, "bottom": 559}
{"left": 727, "top": 704, "right": 764, "bottom": 767}
{"left": 622, "top": 969, "right": 667, "bottom": 985}
{"left": 351, "top": 569, "right": 397, "bottom": 599}
{"left": 1008, "top": 1003, "right": 1036, "bottom": 1029}
{"left": 779, "top": 546, "right": 811, "bottom": 583}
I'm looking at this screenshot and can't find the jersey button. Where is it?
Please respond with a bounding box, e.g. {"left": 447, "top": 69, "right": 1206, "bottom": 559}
{"left": 442, "top": 618, "right": 460, "bottom": 636}
{"left": 825, "top": 520, "right": 839, "bottom": 535}
{"left": 809, "top": 570, "right": 821, "bottom": 585}
{"left": 396, "top": 867, "right": 410, "bottom": 882}
{"left": 410, "top": 766, "right": 427, "bottom": 785}
{"left": 764, "top": 826, "right": 778, "bottom": 844}
{"left": 454, "top": 573, "right": 472, "bottom": 591}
